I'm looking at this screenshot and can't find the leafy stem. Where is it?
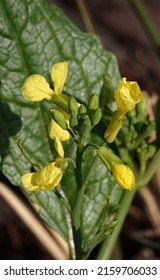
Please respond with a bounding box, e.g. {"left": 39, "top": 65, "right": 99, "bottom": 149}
{"left": 71, "top": 144, "right": 99, "bottom": 259}
{"left": 72, "top": 142, "right": 99, "bottom": 230}
{"left": 96, "top": 186, "right": 137, "bottom": 259}
{"left": 137, "top": 149, "right": 160, "bottom": 188}
{"left": 96, "top": 149, "right": 160, "bottom": 259}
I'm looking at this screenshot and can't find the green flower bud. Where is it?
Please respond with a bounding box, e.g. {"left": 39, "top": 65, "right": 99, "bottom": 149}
{"left": 68, "top": 96, "right": 79, "bottom": 128}
{"left": 70, "top": 113, "right": 78, "bottom": 128}
{"left": 52, "top": 93, "right": 69, "bottom": 113}
{"left": 136, "top": 95, "right": 147, "bottom": 115}
{"left": 148, "top": 145, "right": 156, "bottom": 158}
{"left": 88, "top": 93, "right": 99, "bottom": 111}
{"left": 142, "top": 121, "right": 156, "bottom": 138}
{"left": 78, "top": 104, "right": 87, "bottom": 116}
{"left": 68, "top": 96, "right": 78, "bottom": 114}
{"left": 78, "top": 116, "right": 91, "bottom": 138}
{"left": 51, "top": 109, "right": 68, "bottom": 130}
{"left": 90, "top": 108, "right": 102, "bottom": 125}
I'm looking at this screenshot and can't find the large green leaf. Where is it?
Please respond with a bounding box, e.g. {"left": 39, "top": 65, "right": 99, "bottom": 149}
{"left": 0, "top": 0, "right": 121, "bottom": 241}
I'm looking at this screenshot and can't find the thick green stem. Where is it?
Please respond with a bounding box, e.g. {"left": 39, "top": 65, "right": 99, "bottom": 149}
{"left": 137, "top": 149, "right": 160, "bottom": 187}
{"left": 72, "top": 154, "right": 99, "bottom": 230}
{"left": 75, "top": 142, "right": 83, "bottom": 192}
{"left": 96, "top": 186, "right": 137, "bottom": 259}
{"left": 129, "top": 0, "right": 160, "bottom": 53}
{"left": 72, "top": 154, "right": 99, "bottom": 259}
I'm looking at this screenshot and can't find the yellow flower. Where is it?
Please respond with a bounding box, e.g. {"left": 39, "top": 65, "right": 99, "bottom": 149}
{"left": 22, "top": 62, "right": 68, "bottom": 102}
{"left": 97, "top": 145, "right": 135, "bottom": 190}
{"left": 115, "top": 77, "right": 143, "bottom": 115}
{"left": 48, "top": 118, "right": 70, "bottom": 158}
{"left": 104, "top": 111, "right": 125, "bottom": 143}
{"left": 111, "top": 163, "right": 135, "bottom": 190}
{"left": 21, "top": 159, "right": 67, "bottom": 191}
{"left": 51, "top": 62, "right": 68, "bottom": 95}
{"left": 104, "top": 77, "right": 143, "bottom": 143}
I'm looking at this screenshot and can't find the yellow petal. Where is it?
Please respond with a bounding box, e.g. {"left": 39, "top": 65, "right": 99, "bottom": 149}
{"left": 115, "top": 77, "right": 143, "bottom": 114}
{"left": 21, "top": 162, "right": 63, "bottom": 191}
{"left": 54, "top": 137, "right": 64, "bottom": 158}
{"left": 104, "top": 111, "right": 125, "bottom": 143}
{"left": 126, "top": 80, "right": 143, "bottom": 103}
{"left": 111, "top": 163, "right": 135, "bottom": 190}
{"left": 22, "top": 74, "right": 54, "bottom": 101}
{"left": 51, "top": 62, "right": 68, "bottom": 94}
{"left": 48, "top": 119, "right": 70, "bottom": 141}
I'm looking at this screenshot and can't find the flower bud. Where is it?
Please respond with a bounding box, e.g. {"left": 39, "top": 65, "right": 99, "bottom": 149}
{"left": 78, "top": 104, "right": 87, "bottom": 116}
{"left": 136, "top": 94, "right": 147, "bottom": 114}
{"left": 148, "top": 145, "right": 156, "bottom": 157}
{"left": 90, "top": 108, "right": 102, "bottom": 126}
{"left": 78, "top": 116, "right": 91, "bottom": 138}
{"left": 70, "top": 113, "right": 78, "bottom": 128}
{"left": 111, "top": 163, "right": 135, "bottom": 190}
{"left": 68, "top": 96, "right": 79, "bottom": 128}
{"left": 97, "top": 146, "right": 122, "bottom": 172}
{"left": 51, "top": 109, "right": 68, "bottom": 130}
{"left": 68, "top": 96, "right": 78, "bottom": 114}
{"left": 97, "top": 146, "right": 135, "bottom": 190}
{"left": 88, "top": 93, "right": 99, "bottom": 111}
{"left": 52, "top": 93, "right": 69, "bottom": 113}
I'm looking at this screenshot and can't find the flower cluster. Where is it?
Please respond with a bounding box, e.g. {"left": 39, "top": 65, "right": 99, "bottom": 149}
{"left": 21, "top": 62, "right": 70, "bottom": 190}
{"left": 104, "top": 77, "right": 143, "bottom": 143}
{"left": 21, "top": 62, "right": 143, "bottom": 192}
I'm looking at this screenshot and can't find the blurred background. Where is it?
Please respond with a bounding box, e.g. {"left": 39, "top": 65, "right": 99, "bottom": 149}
{"left": 1, "top": 0, "right": 160, "bottom": 260}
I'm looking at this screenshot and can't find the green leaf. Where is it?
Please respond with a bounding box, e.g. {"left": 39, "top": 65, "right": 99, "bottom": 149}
{"left": 0, "top": 0, "right": 120, "bottom": 240}
{"left": 26, "top": 189, "right": 69, "bottom": 241}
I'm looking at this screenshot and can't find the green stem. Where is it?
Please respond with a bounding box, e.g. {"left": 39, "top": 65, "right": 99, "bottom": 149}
{"left": 71, "top": 141, "right": 84, "bottom": 259}
{"left": 129, "top": 0, "right": 160, "bottom": 53}
{"left": 76, "top": 0, "right": 96, "bottom": 33}
{"left": 16, "top": 140, "right": 40, "bottom": 170}
{"left": 72, "top": 154, "right": 99, "bottom": 259}
{"left": 96, "top": 186, "right": 137, "bottom": 259}
{"left": 137, "top": 149, "right": 160, "bottom": 187}
{"left": 138, "top": 160, "right": 146, "bottom": 179}
{"left": 74, "top": 142, "right": 83, "bottom": 192}
{"left": 72, "top": 154, "right": 99, "bottom": 230}
{"left": 54, "top": 190, "right": 71, "bottom": 213}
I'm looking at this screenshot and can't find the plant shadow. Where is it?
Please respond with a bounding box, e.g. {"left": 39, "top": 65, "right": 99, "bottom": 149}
{"left": 0, "top": 102, "right": 22, "bottom": 166}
